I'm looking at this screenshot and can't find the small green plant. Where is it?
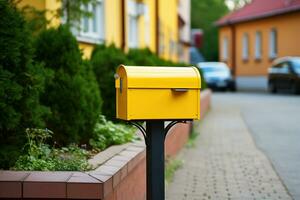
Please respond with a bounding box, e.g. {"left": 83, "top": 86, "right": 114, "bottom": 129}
{"left": 186, "top": 130, "right": 199, "bottom": 148}
{"left": 13, "top": 128, "right": 91, "bottom": 171}
{"left": 89, "top": 115, "right": 137, "bottom": 151}
{"left": 165, "top": 158, "right": 183, "bottom": 184}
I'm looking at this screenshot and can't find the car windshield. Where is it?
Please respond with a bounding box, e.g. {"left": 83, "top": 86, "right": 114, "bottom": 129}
{"left": 292, "top": 58, "right": 300, "bottom": 74}
{"left": 199, "top": 63, "right": 229, "bottom": 74}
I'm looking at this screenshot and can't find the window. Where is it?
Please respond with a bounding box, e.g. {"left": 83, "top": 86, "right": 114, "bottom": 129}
{"left": 128, "top": 0, "right": 139, "bottom": 48}
{"left": 269, "top": 28, "right": 277, "bottom": 59}
{"left": 222, "top": 36, "right": 228, "bottom": 61}
{"left": 279, "top": 62, "right": 290, "bottom": 74}
{"left": 76, "top": 0, "right": 105, "bottom": 43}
{"left": 242, "top": 33, "right": 249, "bottom": 60}
{"left": 255, "top": 31, "right": 262, "bottom": 60}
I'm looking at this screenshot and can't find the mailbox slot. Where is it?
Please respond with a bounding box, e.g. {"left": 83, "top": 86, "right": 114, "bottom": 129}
{"left": 172, "top": 88, "right": 188, "bottom": 92}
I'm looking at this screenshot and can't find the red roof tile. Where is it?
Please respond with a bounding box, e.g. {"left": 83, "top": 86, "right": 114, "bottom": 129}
{"left": 217, "top": 0, "right": 300, "bottom": 26}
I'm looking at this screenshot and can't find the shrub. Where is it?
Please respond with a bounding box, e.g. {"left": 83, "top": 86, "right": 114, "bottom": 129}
{"left": 126, "top": 48, "right": 163, "bottom": 66}
{"left": 194, "top": 67, "right": 207, "bottom": 90}
{"left": 13, "top": 128, "right": 90, "bottom": 171}
{"left": 89, "top": 115, "right": 137, "bottom": 151}
{"left": 34, "top": 25, "right": 102, "bottom": 144}
{"left": 0, "top": 1, "right": 50, "bottom": 168}
{"left": 91, "top": 44, "right": 129, "bottom": 120}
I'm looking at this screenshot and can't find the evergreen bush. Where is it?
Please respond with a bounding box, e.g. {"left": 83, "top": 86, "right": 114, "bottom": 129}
{"left": 0, "top": 1, "right": 49, "bottom": 168}
{"left": 34, "top": 25, "right": 102, "bottom": 144}
{"left": 91, "top": 44, "right": 129, "bottom": 121}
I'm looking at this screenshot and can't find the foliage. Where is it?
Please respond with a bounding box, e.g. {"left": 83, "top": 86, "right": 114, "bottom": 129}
{"left": 225, "top": 0, "right": 252, "bottom": 10}
{"left": 191, "top": 0, "right": 229, "bottom": 61}
{"left": 127, "top": 48, "right": 187, "bottom": 66}
{"left": 0, "top": 0, "right": 50, "bottom": 168}
{"left": 18, "top": 4, "right": 49, "bottom": 34}
{"left": 127, "top": 48, "right": 166, "bottom": 66}
{"left": 34, "top": 25, "right": 102, "bottom": 144}
{"left": 13, "top": 128, "right": 90, "bottom": 171}
{"left": 165, "top": 158, "right": 183, "bottom": 184}
{"left": 196, "top": 68, "right": 207, "bottom": 90}
{"left": 56, "top": 0, "right": 96, "bottom": 29}
{"left": 91, "top": 44, "right": 129, "bottom": 120}
{"left": 186, "top": 130, "right": 199, "bottom": 148}
{"left": 89, "top": 115, "right": 137, "bottom": 151}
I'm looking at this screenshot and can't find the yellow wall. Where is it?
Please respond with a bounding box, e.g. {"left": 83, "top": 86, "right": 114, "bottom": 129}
{"left": 19, "top": 0, "right": 180, "bottom": 61}
{"left": 159, "top": 0, "right": 179, "bottom": 62}
{"left": 219, "top": 12, "right": 300, "bottom": 76}
{"left": 105, "top": 0, "right": 122, "bottom": 48}
{"left": 219, "top": 26, "right": 233, "bottom": 70}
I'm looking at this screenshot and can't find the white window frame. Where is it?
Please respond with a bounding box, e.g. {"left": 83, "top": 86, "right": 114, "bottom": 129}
{"left": 222, "top": 36, "right": 228, "bottom": 61}
{"left": 76, "top": 0, "right": 105, "bottom": 44}
{"left": 242, "top": 33, "right": 249, "bottom": 60}
{"left": 269, "top": 28, "right": 277, "bottom": 59}
{"left": 128, "top": 0, "right": 139, "bottom": 48}
{"left": 255, "top": 31, "right": 262, "bottom": 60}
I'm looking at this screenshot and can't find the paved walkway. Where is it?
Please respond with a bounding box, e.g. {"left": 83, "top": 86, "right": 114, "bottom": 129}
{"left": 166, "top": 97, "right": 292, "bottom": 200}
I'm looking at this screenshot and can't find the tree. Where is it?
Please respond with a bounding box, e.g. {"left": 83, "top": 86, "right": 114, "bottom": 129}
{"left": 0, "top": 0, "right": 50, "bottom": 168}
{"left": 225, "top": 0, "right": 252, "bottom": 10}
{"left": 191, "top": 0, "right": 229, "bottom": 61}
{"left": 56, "top": 0, "right": 96, "bottom": 29}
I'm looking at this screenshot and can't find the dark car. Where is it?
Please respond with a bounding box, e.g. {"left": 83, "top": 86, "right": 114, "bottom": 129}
{"left": 197, "top": 62, "right": 236, "bottom": 91}
{"left": 268, "top": 57, "right": 300, "bottom": 94}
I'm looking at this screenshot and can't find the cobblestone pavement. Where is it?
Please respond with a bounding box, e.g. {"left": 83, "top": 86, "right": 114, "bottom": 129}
{"left": 166, "top": 96, "right": 292, "bottom": 200}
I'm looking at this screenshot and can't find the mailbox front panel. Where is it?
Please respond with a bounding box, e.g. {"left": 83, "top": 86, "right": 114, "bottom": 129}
{"left": 116, "top": 65, "right": 201, "bottom": 120}
{"left": 126, "top": 88, "right": 200, "bottom": 120}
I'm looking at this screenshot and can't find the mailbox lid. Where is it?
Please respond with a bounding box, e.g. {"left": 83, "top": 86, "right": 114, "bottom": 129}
{"left": 117, "top": 65, "right": 201, "bottom": 89}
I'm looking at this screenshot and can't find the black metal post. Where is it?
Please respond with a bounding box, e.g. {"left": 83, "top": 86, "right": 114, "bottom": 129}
{"left": 146, "top": 120, "right": 165, "bottom": 200}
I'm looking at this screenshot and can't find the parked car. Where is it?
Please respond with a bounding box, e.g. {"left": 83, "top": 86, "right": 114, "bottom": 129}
{"left": 268, "top": 57, "right": 300, "bottom": 94}
{"left": 197, "top": 62, "right": 236, "bottom": 91}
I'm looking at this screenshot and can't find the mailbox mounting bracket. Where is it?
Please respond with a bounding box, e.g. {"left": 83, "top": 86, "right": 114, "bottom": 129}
{"left": 129, "top": 120, "right": 190, "bottom": 145}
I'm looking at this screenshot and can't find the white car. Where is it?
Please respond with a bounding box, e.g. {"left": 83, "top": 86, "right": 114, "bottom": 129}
{"left": 197, "top": 62, "right": 236, "bottom": 91}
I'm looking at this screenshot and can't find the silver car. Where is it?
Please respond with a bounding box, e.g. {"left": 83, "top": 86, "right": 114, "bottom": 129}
{"left": 197, "top": 62, "right": 236, "bottom": 91}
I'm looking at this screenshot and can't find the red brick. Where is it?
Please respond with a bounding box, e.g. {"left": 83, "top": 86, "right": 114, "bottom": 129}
{"left": 23, "top": 171, "right": 72, "bottom": 198}
{"left": 0, "top": 171, "right": 29, "bottom": 198}
{"left": 89, "top": 172, "right": 113, "bottom": 198}
{"left": 67, "top": 172, "right": 102, "bottom": 199}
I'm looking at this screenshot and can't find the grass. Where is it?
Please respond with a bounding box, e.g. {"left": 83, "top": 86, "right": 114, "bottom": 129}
{"left": 186, "top": 130, "right": 199, "bottom": 148}
{"left": 165, "top": 157, "right": 183, "bottom": 185}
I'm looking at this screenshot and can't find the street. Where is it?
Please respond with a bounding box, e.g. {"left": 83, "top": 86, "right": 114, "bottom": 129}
{"left": 166, "top": 91, "right": 300, "bottom": 200}
{"left": 222, "top": 91, "right": 300, "bottom": 200}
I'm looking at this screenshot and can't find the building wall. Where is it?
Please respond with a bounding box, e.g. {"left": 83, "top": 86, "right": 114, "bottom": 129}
{"left": 219, "top": 12, "right": 300, "bottom": 76}
{"left": 218, "top": 26, "right": 233, "bottom": 70}
{"left": 178, "top": 0, "right": 191, "bottom": 63}
{"left": 159, "top": 0, "right": 179, "bottom": 62}
{"left": 18, "top": 0, "right": 181, "bottom": 62}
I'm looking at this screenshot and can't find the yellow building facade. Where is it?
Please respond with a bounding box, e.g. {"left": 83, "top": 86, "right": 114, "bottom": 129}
{"left": 217, "top": 1, "right": 300, "bottom": 76}
{"left": 19, "top": 0, "right": 187, "bottom": 63}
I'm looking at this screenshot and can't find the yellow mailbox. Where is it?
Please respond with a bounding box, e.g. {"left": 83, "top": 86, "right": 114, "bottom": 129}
{"left": 115, "top": 65, "right": 201, "bottom": 120}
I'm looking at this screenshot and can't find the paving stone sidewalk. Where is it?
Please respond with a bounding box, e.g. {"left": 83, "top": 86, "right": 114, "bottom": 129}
{"left": 166, "top": 103, "right": 292, "bottom": 200}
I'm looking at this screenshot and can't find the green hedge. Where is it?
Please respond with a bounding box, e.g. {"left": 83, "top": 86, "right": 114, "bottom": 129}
{"left": 34, "top": 25, "right": 102, "bottom": 145}
{"left": 91, "top": 44, "right": 129, "bottom": 121}
{"left": 0, "top": 1, "right": 49, "bottom": 168}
